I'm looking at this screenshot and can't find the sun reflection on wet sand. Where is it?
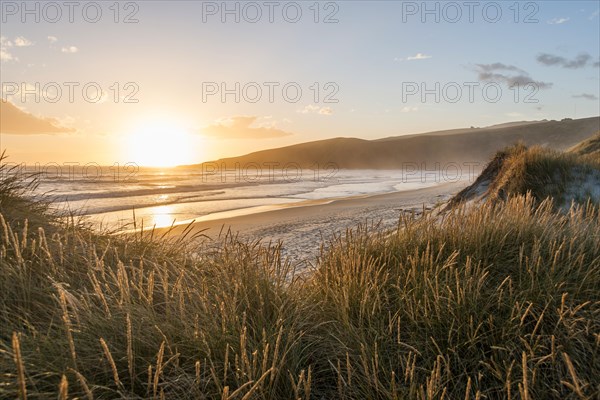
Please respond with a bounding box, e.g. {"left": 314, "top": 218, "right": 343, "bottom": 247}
{"left": 149, "top": 205, "right": 176, "bottom": 228}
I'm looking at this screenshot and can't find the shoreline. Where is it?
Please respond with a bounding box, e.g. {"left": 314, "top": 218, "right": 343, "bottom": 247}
{"left": 155, "top": 180, "right": 470, "bottom": 264}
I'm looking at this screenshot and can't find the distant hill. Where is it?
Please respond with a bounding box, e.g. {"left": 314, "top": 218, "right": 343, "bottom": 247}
{"left": 191, "top": 116, "right": 599, "bottom": 169}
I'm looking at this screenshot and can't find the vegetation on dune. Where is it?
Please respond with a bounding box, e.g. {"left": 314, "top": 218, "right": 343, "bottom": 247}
{"left": 1, "top": 144, "right": 600, "bottom": 399}
{"left": 0, "top": 151, "right": 53, "bottom": 230}
{"left": 568, "top": 132, "right": 600, "bottom": 160}
{"left": 449, "top": 141, "right": 600, "bottom": 209}
{"left": 487, "top": 145, "right": 600, "bottom": 206}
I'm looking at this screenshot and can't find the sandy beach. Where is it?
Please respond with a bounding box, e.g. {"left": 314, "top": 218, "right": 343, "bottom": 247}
{"left": 158, "top": 180, "right": 469, "bottom": 265}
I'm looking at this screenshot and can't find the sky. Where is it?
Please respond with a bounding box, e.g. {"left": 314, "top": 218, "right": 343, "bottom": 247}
{"left": 1, "top": 0, "right": 599, "bottom": 166}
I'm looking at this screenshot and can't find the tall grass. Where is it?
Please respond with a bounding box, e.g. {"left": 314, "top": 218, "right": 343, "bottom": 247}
{"left": 485, "top": 144, "right": 600, "bottom": 206}
{"left": 0, "top": 151, "right": 51, "bottom": 228}
{"left": 568, "top": 132, "right": 600, "bottom": 160}
{"left": 1, "top": 153, "right": 599, "bottom": 398}
{"left": 307, "top": 196, "right": 599, "bottom": 398}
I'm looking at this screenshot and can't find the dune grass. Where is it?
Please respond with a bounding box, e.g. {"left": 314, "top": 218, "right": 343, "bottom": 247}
{"left": 568, "top": 132, "right": 600, "bottom": 160}
{"left": 490, "top": 144, "right": 599, "bottom": 206}
{"left": 1, "top": 152, "right": 599, "bottom": 399}
{"left": 449, "top": 142, "right": 600, "bottom": 210}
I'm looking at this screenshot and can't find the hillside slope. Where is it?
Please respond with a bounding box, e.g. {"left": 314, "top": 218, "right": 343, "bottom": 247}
{"left": 194, "top": 117, "right": 599, "bottom": 169}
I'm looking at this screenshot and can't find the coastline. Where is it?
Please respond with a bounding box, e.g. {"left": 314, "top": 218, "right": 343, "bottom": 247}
{"left": 156, "top": 180, "right": 470, "bottom": 264}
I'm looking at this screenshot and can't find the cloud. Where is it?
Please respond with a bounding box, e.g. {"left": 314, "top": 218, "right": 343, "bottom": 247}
{"left": 0, "top": 49, "right": 15, "bottom": 62}
{"left": 299, "top": 104, "right": 319, "bottom": 114}
{"left": 0, "top": 101, "right": 75, "bottom": 135}
{"left": 298, "top": 104, "right": 334, "bottom": 115}
{"left": 572, "top": 93, "right": 599, "bottom": 101}
{"left": 61, "top": 46, "right": 78, "bottom": 53}
{"left": 14, "top": 36, "right": 33, "bottom": 47}
{"left": 536, "top": 52, "right": 598, "bottom": 69}
{"left": 401, "top": 106, "right": 419, "bottom": 113}
{"left": 201, "top": 116, "right": 292, "bottom": 139}
{"left": 2, "top": 83, "right": 59, "bottom": 103}
{"left": 478, "top": 72, "right": 553, "bottom": 89}
{"left": 407, "top": 53, "right": 432, "bottom": 61}
{"left": 474, "top": 63, "right": 553, "bottom": 89}
{"left": 395, "top": 53, "right": 432, "bottom": 62}
{"left": 47, "top": 36, "right": 58, "bottom": 43}
{"left": 1, "top": 36, "right": 34, "bottom": 61}
{"left": 590, "top": 9, "right": 599, "bottom": 19}
{"left": 547, "top": 17, "right": 569, "bottom": 24}
{"left": 0, "top": 36, "right": 16, "bottom": 62}
{"left": 476, "top": 63, "right": 526, "bottom": 74}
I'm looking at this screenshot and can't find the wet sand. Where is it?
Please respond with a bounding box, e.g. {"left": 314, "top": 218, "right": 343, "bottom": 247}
{"left": 158, "top": 180, "right": 469, "bottom": 265}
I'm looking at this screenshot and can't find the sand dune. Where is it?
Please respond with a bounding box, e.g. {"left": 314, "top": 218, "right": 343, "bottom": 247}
{"left": 568, "top": 131, "right": 600, "bottom": 158}
{"left": 446, "top": 132, "right": 600, "bottom": 211}
{"left": 194, "top": 117, "right": 599, "bottom": 169}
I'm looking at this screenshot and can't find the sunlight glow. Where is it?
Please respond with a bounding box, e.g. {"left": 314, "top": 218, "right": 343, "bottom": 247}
{"left": 126, "top": 118, "right": 197, "bottom": 167}
{"left": 149, "top": 205, "right": 176, "bottom": 228}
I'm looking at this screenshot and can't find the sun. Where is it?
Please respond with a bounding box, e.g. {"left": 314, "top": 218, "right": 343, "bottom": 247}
{"left": 125, "top": 118, "right": 197, "bottom": 167}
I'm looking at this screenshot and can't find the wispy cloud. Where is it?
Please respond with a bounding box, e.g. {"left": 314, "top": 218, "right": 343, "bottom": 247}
{"left": 590, "top": 9, "right": 599, "bottom": 19}
{"left": 0, "top": 50, "right": 15, "bottom": 62}
{"left": 14, "top": 36, "right": 33, "bottom": 47}
{"left": 401, "top": 106, "right": 419, "bottom": 113}
{"left": 396, "top": 53, "right": 432, "bottom": 62}
{"left": 298, "top": 104, "right": 334, "bottom": 115}
{"left": 536, "top": 52, "right": 599, "bottom": 69}
{"left": 1, "top": 36, "right": 34, "bottom": 61}
{"left": 476, "top": 63, "right": 526, "bottom": 74}
{"left": 1, "top": 36, "right": 16, "bottom": 62}
{"left": 47, "top": 36, "right": 58, "bottom": 43}
{"left": 572, "top": 93, "right": 599, "bottom": 101}
{"left": 61, "top": 46, "right": 78, "bottom": 53}
{"left": 407, "top": 53, "right": 432, "bottom": 61}
{"left": 0, "top": 101, "right": 75, "bottom": 135}
{"left": 547, "top": 17, "right": 569, "bottom": 24}
{"left": 202, "top": 116, "right": 292, "bottom": 139}
{"left": 474, "top": 63, "right": 553, "bottom": 89}
{"left": 299, "top": 104, "right": 319, "bottom": 113}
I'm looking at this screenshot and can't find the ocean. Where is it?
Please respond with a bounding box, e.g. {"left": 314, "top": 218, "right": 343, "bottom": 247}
{"left": 18, "top": 165, "right": 474, "bottom": 231}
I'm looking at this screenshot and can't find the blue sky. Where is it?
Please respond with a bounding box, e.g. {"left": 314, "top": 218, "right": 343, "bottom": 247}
{"left": 1, "top": 1, "right": 599, "bottom": 165}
